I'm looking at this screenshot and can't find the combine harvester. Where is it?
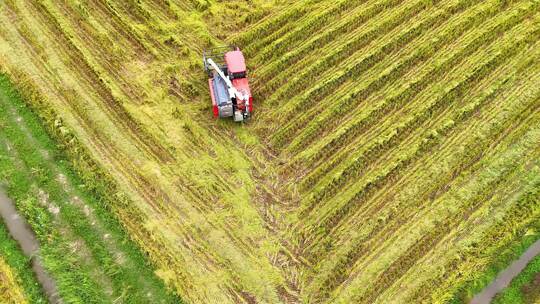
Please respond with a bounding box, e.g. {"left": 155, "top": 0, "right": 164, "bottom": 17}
{"left": 204, "top": 46, "right": 253, "bottom": 122}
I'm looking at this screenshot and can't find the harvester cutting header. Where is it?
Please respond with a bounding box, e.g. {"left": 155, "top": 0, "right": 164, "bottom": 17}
{"left": 204, "top": 46, "right": 252, "bottom": 122}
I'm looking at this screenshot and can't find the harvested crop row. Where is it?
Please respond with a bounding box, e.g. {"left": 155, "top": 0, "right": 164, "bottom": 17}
{"left": 304, "top": 23, "right": 538, "bottom": 240}
{"left": 354, "top": 143, "right": 538, "bottom": 304}
{"left": 237, "top": 0, "right": 322, "bottom": 53}
{"left": 303, "top": 62, "right": 540, "bottom": 303}
{"left": 267, "top": 0, "right": 484, "bottom": 146}
{"left": 274, "top": 0, "right": 537, "bottom": 152}
{"left": 251, "top": 0, "right": 396, "bottom": 76}
{"left": 300, "top": 55, "right": 540, "bottom": 268}
{"left": 310, "top": 83, "right": 534, "bottom": 302}
{"left": 252, "top": 0, "right": 366, "bottom": 64}
{"left": 289, "top": 4, "right": 505, "bottom": 163}
{"left": 234, "top": 0, "right": 540, "bottom": 301}
{"left": 404, "top": 129, "right": 540, "bottom": 303}
{"left": 255, "top": 0, "right": 420, "bottom": 98}
{"left": 87, "top": 0, "right": 158, "bottom": 58}
{"left": 300, "top": 7, "right": 540, "bottom": 211}
{"left": 346, "top": 104, "right": 540, "bottom": 302}
{"left": 27, "top": 0, "right": 240, "bottom": 259}
{"left": 311, "top": 43, "right": 540, "bottom": 254}
{"left": 258, "top": 0, "right": 436, "bottom": 123}
{"left": 285, "top": 0, "right": 507, "bottom": 166}
{"left": 292, "top": 0, "right": 535, "bottom": 204}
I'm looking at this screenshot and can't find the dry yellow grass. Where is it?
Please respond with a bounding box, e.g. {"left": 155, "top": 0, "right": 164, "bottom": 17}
{"left": 0, "top": 257, "right": 28, "bottom": 304}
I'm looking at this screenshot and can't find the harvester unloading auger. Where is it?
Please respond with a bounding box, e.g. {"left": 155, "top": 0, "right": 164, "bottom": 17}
{"left": 204, "top": 46, "right": 253, "bottom": 122}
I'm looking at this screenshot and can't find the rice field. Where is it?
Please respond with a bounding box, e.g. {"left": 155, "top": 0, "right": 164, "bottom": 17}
{"left": 0, "top": 0, "right": 539, "bottom": 303}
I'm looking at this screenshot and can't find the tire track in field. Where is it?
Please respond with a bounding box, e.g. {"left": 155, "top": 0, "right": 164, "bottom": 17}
{"left": 0, "top": 88, "right": 182, "bottom": 302}
{"left": 0, "top": 24, "right": 223, "bottom": 290}
{"left": 88, "top": 0, "right": 156, "bottom": 60}
{"left": 50, "top": 0, "right": 147, "bottom": 104}
{"left": 49, "top": 0, "right": 274, "bottom": 268}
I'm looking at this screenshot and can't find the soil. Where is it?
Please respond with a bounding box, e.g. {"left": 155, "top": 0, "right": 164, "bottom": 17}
{"left": 521, "top": 273, "right": 540, "bottom": 304}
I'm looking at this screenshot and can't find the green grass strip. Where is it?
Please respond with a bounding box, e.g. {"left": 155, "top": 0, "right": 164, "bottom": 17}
{"left": 494, "top": 253, "right": 540, "bottom": 304}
